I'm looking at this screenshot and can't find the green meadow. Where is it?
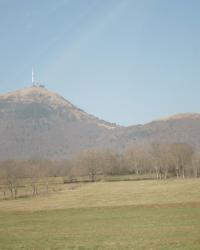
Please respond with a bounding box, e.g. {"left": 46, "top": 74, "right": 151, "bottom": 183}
{"left": 0, "top": 179, "right": 200, "bottom": 250}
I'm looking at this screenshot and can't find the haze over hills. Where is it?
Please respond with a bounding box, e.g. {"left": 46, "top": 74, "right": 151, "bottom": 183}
{"left": 0, "top": 87, "right": 116, "bottom": 160}
{"left": 0, "top": 86, "right": 200, "bottom": 160}
{"left": 106, "top": 113, "right": 200, "bottom": 150}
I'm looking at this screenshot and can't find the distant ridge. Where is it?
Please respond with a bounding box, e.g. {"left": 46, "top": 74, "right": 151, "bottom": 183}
{"left": 155, "top": 113, "right": 200, "bottom": 122}
{"left": 0, "top": 87, "right": 200, "bottom": 160}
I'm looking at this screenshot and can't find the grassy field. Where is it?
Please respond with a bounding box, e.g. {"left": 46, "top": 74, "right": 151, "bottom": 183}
{"left": 0, "top": 179, "right": 200, "bottom": 249}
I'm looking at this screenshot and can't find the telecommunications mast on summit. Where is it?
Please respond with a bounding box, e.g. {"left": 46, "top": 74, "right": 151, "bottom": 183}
{"left": 32, "top": 68, "right": 35, "bottom": 86}
{"left": 31, "top": 68, "right": 45, "bottom": 88}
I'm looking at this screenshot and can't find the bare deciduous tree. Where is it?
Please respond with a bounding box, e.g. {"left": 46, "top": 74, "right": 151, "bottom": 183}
{"left": 0, "top": 160, "right": 24, "bottom": 199}
{"left": 124, "top": 146, "right": 148, "bottom": 175}
{"left": 169, "top": 143, "right": 193, "bottom": 178}
{"left": 75, "top": 150, "right": 103, "bottom": 182}
{"left": 192, "top": 152, "right": 200, "bottom": 177}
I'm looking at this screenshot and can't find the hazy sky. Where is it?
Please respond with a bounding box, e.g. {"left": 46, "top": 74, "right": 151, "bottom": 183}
{"left": 0, "top": 0, "right": 200, "bottom": 126}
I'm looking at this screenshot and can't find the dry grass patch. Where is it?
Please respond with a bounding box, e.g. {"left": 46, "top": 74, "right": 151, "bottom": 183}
{"left": 0, "top": 178, "right": 200, "bottom": 212}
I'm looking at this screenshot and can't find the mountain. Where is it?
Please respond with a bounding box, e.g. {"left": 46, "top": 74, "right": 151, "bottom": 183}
{"left": 0, "top": 86, "right": 200, "bottom": 160}
{"left": 103, "top": 113, "right": 200, "bottom": 150}
{"left": 0, "top": 87, "right": 116, "bottom": 160}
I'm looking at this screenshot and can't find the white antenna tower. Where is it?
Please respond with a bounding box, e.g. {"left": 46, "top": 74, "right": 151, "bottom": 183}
{"left": 31, "top": 68, "right": 45, "bottom": 88}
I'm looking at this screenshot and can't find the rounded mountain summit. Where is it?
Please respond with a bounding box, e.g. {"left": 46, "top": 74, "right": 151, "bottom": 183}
{"left": 0, "top": 86, "right": 116, "bottom": 160}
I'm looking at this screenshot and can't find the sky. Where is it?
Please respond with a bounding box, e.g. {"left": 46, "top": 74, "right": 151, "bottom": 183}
{"left": 0, "top": 0, "right": 200, "bottom": 126}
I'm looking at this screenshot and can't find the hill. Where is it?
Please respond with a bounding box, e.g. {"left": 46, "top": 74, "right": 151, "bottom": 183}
{"left": 104, "top": 113, "right": 200, "bottom": 150}
{"left": 0, "top": 86, "right": 200, "bottom": 159}
{"left": 0, "top": 87, "right": 116, "bottom": 160}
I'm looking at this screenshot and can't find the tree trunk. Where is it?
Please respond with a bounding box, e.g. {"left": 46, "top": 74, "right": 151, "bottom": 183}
{"left": 14, "top": 187, "right": 18, "bottom": 199}
{"left": 193, "top": 167, "right": 198, "bottom": 178}
{"left": 155, "top": 168, "right": 159, "bottom": 179}
{"left": 3, "top": 191, "right": 6, "bottom": 200}
{"left": 164, "top": 170, "right": 168, "bottom": 179}
{"left": 9, "top": 183, "right": 14, "bottom": 199}
{"left": 176, "top": 167, "right": 179, "bottom": 178}
{"left": 182, "top": 168, "right": 185, "bottom": 179}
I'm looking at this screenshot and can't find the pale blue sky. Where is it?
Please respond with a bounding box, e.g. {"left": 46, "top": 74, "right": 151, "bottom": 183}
{"left": 0, "top": 0, "right": 200, "bottom": 125}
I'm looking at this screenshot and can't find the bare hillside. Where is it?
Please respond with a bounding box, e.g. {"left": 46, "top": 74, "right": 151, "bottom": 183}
{"left": 0, "top": 87, "right": 116, "bottom": 160}
{"left": 0, "top": 87, "right": 200, "bottom": 160}
{"left": 103, "top": 113, "right": 200, "bottom": 150}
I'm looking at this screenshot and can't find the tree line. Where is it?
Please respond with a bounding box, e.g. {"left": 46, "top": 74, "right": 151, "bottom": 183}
{"left": 69, "top": 142, "right": 200, "bottom": 180}
{"left": 0, "top": 142, "right": 200, "bottom": 199}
